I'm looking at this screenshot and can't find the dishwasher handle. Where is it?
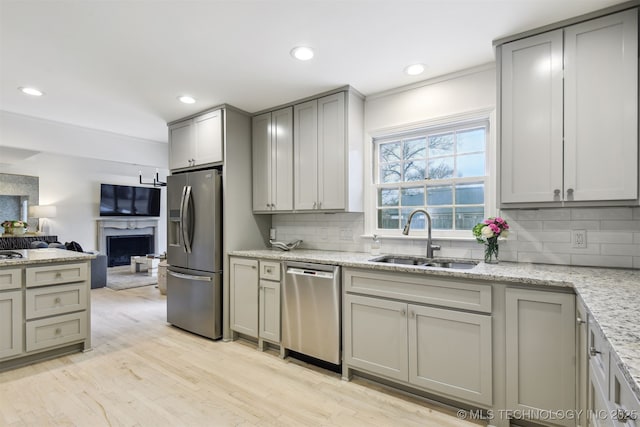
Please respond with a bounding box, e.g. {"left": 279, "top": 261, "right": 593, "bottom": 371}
{"left": 286, "top": 267, "right": 335, "bottom": 280}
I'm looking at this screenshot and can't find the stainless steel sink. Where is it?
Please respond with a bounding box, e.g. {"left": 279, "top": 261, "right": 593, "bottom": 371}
{"left": 369, "top": 255, "right": 478, "bottom": 270}
{"left": 370, "top": 255, "right": 428, "bottom": 265}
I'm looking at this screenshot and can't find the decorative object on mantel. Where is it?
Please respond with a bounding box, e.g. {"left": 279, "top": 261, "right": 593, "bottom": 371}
{"left": 472, "top": 216, "right": 509, "bottom": 264}
{"left": 28, "top": 205, "right": 57, "bottom": 234}
{"left": 1, "top": 220, "right": 27, "bottom": 235}
{"left": 139, "top": 169, "right": 166, "bottom": 187}
{"left": 269, "top": 239, "right": 302, "bottom": 251}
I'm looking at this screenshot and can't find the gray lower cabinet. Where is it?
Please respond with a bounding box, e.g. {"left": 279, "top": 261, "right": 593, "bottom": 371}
{"left": 229, "top": 257, "right": 259, "bottom": 338}
{"left": 0, "top": 289, "right": 22, "bottom": 360}
{"left": 1, "top": 261, "right": 91, "bottom": 368}
{"left": 576, "top": 298, "right": 589, "bottom": 427}
{"left": 229, "top": 257, "right": 281, "bottom": 346}
{"left": 586, "top": 313, "right": 640, "bottom": 427}
{"left": 408, "top": 304, "right": 492, "bottom": 406}
{"left": 258, "top": 279, "right": 280, "bottom": 344}
{"left": 344, "top": 294, "right": 408, "bottom": 381}
{"left": 343, "top": 269, "right": 493, "bottom": 407}
{"left": 0, "top": 268, "right": 22, "bottom": 360}
{"left": 505, "top": 288, "right": 576, "bottom": 426}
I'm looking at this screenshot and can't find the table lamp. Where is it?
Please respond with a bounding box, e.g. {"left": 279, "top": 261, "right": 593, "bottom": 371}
{"left": 28, "top": 205, "right": 57, "bottom": 234}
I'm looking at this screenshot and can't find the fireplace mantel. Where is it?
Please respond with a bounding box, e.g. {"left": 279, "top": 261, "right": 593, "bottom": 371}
{"left": 96, "top": 218, "right": 159, "bottom": 255}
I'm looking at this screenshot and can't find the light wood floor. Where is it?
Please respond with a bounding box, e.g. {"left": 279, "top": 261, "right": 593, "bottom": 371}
{"left": 0, "top": 285, "right": 484, "bottom": 427}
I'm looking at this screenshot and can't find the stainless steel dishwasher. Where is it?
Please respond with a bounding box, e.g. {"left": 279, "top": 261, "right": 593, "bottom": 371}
{"left": 282, "top": 262, "right": 341, "bottom": 365}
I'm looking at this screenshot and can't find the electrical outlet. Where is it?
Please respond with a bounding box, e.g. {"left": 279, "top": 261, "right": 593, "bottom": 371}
{"left": 269, "top": 228, "right": 276, "bottom": 240}
{"left": 573, "top": 230, "right": 587, "bottom": 249}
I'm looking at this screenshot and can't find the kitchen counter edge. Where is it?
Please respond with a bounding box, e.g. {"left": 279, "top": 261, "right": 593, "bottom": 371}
{"left": 0, "top": 249, "right": 96, "bottom": 266}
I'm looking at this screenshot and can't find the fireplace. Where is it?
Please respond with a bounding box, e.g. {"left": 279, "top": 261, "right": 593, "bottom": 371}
{"left": 96, "top": 219, "right": 159, "bottom": 267}
{"left": 106, "top": 235, "right": 153, "bottom": 267}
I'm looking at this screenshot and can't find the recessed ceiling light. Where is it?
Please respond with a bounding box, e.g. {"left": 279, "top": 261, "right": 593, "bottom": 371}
{"left": 19, "top": 86, "right": 44, "bottom": 96}
{"left": 290, "top": 46, "right": 314, "bottom": 61}
{"left": 178, "top": 95, "right": 196, "bottom": 104}
{"left": 404, "top": 64, "right": 425, "bottom": 76}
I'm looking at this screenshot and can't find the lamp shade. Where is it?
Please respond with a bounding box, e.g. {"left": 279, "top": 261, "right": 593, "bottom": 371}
{"left": 28, "top": 205, "right": 57, "bottom": 218}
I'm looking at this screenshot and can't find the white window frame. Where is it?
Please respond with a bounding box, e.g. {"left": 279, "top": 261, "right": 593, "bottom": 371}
{"left": 364, "top": 109, "right": 496, "bottom": 240}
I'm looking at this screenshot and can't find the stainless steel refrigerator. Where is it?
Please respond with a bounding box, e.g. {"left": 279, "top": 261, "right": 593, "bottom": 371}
{"left": 166, "top": 168, "right": 222, "bottom": 339}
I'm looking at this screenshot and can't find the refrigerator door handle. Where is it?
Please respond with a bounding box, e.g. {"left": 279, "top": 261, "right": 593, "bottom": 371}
{"left": 168, "top": 270, "right": 213, "bottom": 282}
{"left": 180, "top": 185, "right": 193, "bottom": 254}
{"left": 179, "top": 185, "right": 188, "bottom": 251}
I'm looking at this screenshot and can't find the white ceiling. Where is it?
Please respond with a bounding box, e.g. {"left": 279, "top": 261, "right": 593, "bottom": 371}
{"left": 0, "top": 0, "right": 628, "bottom": 143}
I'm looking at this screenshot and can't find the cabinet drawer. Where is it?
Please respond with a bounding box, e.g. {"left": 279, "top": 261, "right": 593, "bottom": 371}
{"left": 589, "top": 319, "right": 610, "bottom": 399}
{"left": 610, "top": 360, "right": 640, "bottom": 427}
{"left": 25, "top": 283, "right": 87, "bottom": 319}
{"left": 344, "top": 268, "right": 492, "bottom": 313}
{"left": 26, "top": 263, "right": 88, "bottom": 287}
{"left": 0, "top": 268, "right": 22, "bottom": 291}
{"left": 259, "top": 261, "right": 280, "bottom": 281}
{"left": 26, "top": 311, "right": 87, "bottom": 352}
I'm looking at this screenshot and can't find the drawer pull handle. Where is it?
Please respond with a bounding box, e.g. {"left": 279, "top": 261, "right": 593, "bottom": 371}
{"left": 55, "top": 328, "right": 62, "bottom": 335}
{"left": 589, "top": 346, "right": 602, "bottom": 357}
{"left": 576, "top": 317, "right": 586, "bottom": 325}
{"left": 54, "top": 297, "right": 61, "bottom": 304}
{"left": 55, "top": 272, "right": 62, "bottom": 278}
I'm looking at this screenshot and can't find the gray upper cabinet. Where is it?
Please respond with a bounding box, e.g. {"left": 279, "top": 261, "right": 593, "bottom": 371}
{"left": 252, "top": 107, "right": 293, "bottom": 212}
{"left": 252, "top": 87, "right": 364, "bottom": 213}
{"left": 169, "top": 109, "right": 223, "bottom": 171}
{"left": 499, "top": 8, "right": 638, "bottom": 206}
{"left": 294, "top": 93, "right": 348, "bottom": 211}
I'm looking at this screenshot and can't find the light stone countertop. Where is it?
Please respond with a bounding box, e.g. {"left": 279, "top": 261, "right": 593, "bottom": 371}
{"left": 0, "top": 248, "right": 95, "bottom": 266}
{"left": 229, "top": 248, "right": 640, "bottom": 402}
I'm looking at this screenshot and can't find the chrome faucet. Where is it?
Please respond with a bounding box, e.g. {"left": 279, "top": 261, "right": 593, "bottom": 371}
{"left": 402, "top": 208, "right": 441, "bottom": 258}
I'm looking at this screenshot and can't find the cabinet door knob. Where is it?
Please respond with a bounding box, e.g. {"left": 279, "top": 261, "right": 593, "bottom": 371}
{"left": 54, "top": 297, "right": 61, "bottom": 304}
{"left": 554, "top": 189, "right": 561, "bottom": 196}
{"left": 567, "top": 188, "right": 574, "bottom": 195}
{"left": 312, "top": 202, "right": 317, "bottom": 209}
{"left": 576, "top": 317, "right": 586, "bottom": 325}
{"left": 400, "top": 309, "right": 406, "bottom": 316}
{"left": 317, "top": 201, "right": 322, "bottom": 209}
{"left": 589, "top": 346, "right": 602, "bottom": 357}
{"left": 409, "top": 311, "right": 415, "bottom": 318}
{"left": 55, "top": 328, "right": 62, "bottom": 335}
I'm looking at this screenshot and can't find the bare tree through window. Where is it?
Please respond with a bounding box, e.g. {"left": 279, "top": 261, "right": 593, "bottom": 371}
{"left": 376, "top": 123, "right": 488, "bottom": 232}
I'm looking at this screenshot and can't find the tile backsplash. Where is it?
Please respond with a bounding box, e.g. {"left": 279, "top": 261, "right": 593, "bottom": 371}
{"left": 272, "top": 207, "right": 640, "bottom": 269}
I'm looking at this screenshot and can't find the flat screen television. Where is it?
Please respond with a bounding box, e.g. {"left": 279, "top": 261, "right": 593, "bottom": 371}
{"left": 100, "top": 184, "right": 161, "bottom": 217}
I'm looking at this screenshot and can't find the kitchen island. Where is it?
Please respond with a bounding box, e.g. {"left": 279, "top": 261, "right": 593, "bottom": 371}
{"left": 230, "top": 248, "right": 640, "bottom": 427}
{"left": 0, "top": 248, "right": 94, "bottom": 371}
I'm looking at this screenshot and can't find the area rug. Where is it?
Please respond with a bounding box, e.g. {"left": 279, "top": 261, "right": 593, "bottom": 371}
{"left": 106, "top": 266, "right": 157, "bottom": 291}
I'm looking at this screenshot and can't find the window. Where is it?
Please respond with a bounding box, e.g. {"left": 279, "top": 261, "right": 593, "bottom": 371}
{"left": 374, "top": 120, "right": 488, "bottom": 235}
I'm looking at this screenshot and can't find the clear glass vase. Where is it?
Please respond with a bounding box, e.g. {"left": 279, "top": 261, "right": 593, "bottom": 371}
{"left": 484, "top": 238, "right": 499, "bottom": 264}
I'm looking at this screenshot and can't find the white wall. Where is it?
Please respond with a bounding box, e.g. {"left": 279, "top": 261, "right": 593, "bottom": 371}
{"left": 1, "top": 111, "right": 166, "bottom": 167}
{"left": 1, "top": 111, "right": 168, "bottom": 253}
{"left": 364, "top": 64, "right": 497, "bottom": 133}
